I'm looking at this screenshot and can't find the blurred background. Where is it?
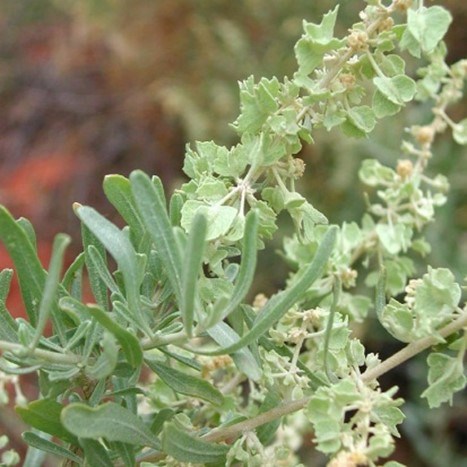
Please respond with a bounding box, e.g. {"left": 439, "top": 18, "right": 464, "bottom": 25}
{"left": 0, "top": 1, "right": 466, "bottom": 465}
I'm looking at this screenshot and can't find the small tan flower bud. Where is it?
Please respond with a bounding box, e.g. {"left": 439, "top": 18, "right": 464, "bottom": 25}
{"left": 378, "top": 17, "right": 394, "bottom": 33}
{"left": 347, "top": 30, "right": 369, "bottom": 51}
{"left": 413, "top": 125, "right": 435, "bottom": 146}
{"left": 339, "top": 73, "right": 356, "bottom": 89}
{"left": 253, "top": 293, "right": 268, "bottom": 310}
{"left": 396, "top": 159, "right": 414, "bottom": 179}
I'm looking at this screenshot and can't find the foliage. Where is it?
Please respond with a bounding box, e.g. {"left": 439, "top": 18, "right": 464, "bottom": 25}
{"left": 1, "top": 1, "right": 466, "bottom": 465}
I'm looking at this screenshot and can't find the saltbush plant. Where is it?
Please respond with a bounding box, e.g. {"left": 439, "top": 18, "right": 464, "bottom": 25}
{"left": 1, "top": 0, "right": 466, "bottom": 465}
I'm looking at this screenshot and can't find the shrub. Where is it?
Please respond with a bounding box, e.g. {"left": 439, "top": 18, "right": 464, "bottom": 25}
{"left": 0, "top": 1, "right": 466, "bottom": 465}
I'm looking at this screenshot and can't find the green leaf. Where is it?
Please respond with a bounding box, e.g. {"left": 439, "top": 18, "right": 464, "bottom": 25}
{"left": 86, "top": 304, "right": 143, "bottom": 368}
{"left": 16, "top": 399, "right": 78, "bottom": 445}
{"left": 86, "top": 245, "right": 121, "bottom": 296}
{"left": 234, "top": 76, "right": 280, "bottom": 134}
{"left": 161, "top": 421, "right": 228, "bottom": 464}
{"left": 79, "top": 438, "right": 113, "bottom": 467}
{"left": 372, "top": 90, "right": 401, "bottom": 118}
{"left": 206, "top": 225, "right": 337, "bottom": 355}
{"left": 422, "top": 353, "right": 466, "bottom": 408}
{"left": 181, "top": 200, "right": 238, "bottom": 241}
{"left": 76, "top": 204, "right": 148, "bottom": 332}
{"left": 0, "top": 269, "right": 18, "bottom": 342}
{"left": 146, "top": 359, "right": 224, "bottom": 406}
{"left": 31, "top": 233, "right": 71, "bottom": 349}
{"left": 81, "top": 224, "right": 109, "bottom": 310}
{"left": 206, "top": 322, "right": 262, "bottom": 381}
{"left": 346, "top": 105, "right": 376, "bottom": 133}
{"left": 294, "top": 6, "right": 343, "bottom": 77}
{"left": 130, "top": 170, "right": 183, "bottom": 303}
{"left": 376, "top": 223, "right": 413, "bottom": 255}
{"left": 256, "top": 389, "right": 282, "bottom": 444}
{"left": 84, "top": 331, "right": 119, "bottom": 379}
{"left": 219, "top": 210, "right": 258, "bottom": 320}
{"left": 380, "top": 299, "right": 413, "bottom": 343}
{"left": 61, "top": 402, "right": 160, "bottom": 449}
{"left": 453, "top": 118, "right": 467, "bottom": 145}
{"left": 373, "top": 75, "right": 416, "bottom": 106}
{"left": 303, "top": 5, "right": 339, "bottom": 44}
{"left": 181, "top": 212, "right": 207, "bottom": 336}
{"left": 103, "top": 174, "right": 146, "bottom": 247}
{"left": 0, "top": 206, "right": 48, "bottom": 326}
{"left": 22, "top": 432, "right": 82, "bottom": 464}
{"left": 406, "top": 6, "right": 452, "bottom": 54}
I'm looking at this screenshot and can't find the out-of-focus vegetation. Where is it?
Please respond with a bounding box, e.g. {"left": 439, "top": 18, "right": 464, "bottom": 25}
{"left": 0, "top": 1, "right": 466, "bottom": 465}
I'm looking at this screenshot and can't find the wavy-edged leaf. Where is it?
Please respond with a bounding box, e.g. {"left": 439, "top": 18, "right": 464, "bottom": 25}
{"left": 61, "top": 402, "right": 160, "bottom": 449}
{"left": 206, "top": 225, "right": 337, "bottom": 355}
{"left": 31, "top": 233, "right": 70, "bottom": 349}
{"left": 16, "top": 399, "right": 78, "bottom": 445}
{"left": 130, "top": 170, "right": 182, "bottom": 303}
{"left": 86, "top": 304, "right": 143, "bottom": 368}
{"left": 146, "top": 359, "right": 224, "bottom": 406}
{"left": 0, "top": 206, "right": 47, "bottom": 325}
{"left": 0, "top": 269, "right": 18, "bottom": 342}
{"left": 22, "top": 431, "right": 82, "bottom": 464}
{"left": 181, "top": 212, "right": 207, "bottom": 336}
{"left": 162, "top": 421, "right": 228, "bottom": 464}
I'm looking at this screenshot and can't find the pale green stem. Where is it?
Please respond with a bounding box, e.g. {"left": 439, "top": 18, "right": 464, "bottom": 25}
{"left": 200, "top": 310, "right": 467, "bottom": 444}
{"left": 141, "top": 330, "right": 187, "bottom": 350}
{"left": 0, "top": 340, "right": 82, "bottom": 365}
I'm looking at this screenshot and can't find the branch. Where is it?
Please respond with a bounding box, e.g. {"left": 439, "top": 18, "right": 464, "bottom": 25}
{"left": 200, "top": 311, "right": 467, "bottom": 444}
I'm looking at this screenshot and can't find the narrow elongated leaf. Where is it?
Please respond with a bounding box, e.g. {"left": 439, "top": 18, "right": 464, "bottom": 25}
{"left": 79, "top": 438, "right": 113, "bottom": 467}
{"left": 162, "top": 421, "right": 228, "bottom": 463}
{"left": 205, "top": 225, "right": 337, "bottom": 355}
{"left": 86, "top": 304, "right": 143, "bottom": 368}
{"left": 103, "top": 175, "right": 147, "bottom": 245}
{"left": 219, "top": 210, "right": 258, "bottom": 320}
{"left": 61, "top": 252, "right": 85, "bottom": 297}
{"left": 76, "top": 205, "right": 149, "bottom": 333}
{"left": 31, "top": 234, "right": 71, "bottom": 349}
{"left": 146, "top": 359, "right": 224, "bottom": 406}
{"left": 84, "top": 331, "right": 119, "bottom": 380}
{"left": 207, "top": 322, "right": 261, "bottom": 381}
{"left": 256, "top": 389, "right": 282, "bottom": 444}
{"left": 22, "top": 432, "right": 82, "bottom": 464}
{"left": 375, "top": 266, "right": 387, "bottom": 320}
{"left": 150, "top": 408, "right": 175, "bottom": 435}
{"left": 81, "top": 223, "right": 109, "bottom": 309}
{"left": 130, "top": 170, "right": 182, "bottom": 303}
{"left": 61, "top": 402, "right": 160, "bottom": 449}
{"left": 181, "top": 212, "right": 207, "bottom": 336}
{"left": 110, "top": 441, "right": 135, "bottom": 467}
{"left": 16, "top": 399, "right": 78, "bottom": 445}
{"left": 86, "top": 245, "right": 121, "bottom": 295}
{"left": 0, "top": 269, "right": 18, "bottom": 342}
{"left": 241, "top": 305, "right": 328, "bottom": 388}
{"left": 0, "top": 207, "right": 47, "bottom": 325}
{"left": 169, "top": 192, "right": 184, "bottom": 227}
